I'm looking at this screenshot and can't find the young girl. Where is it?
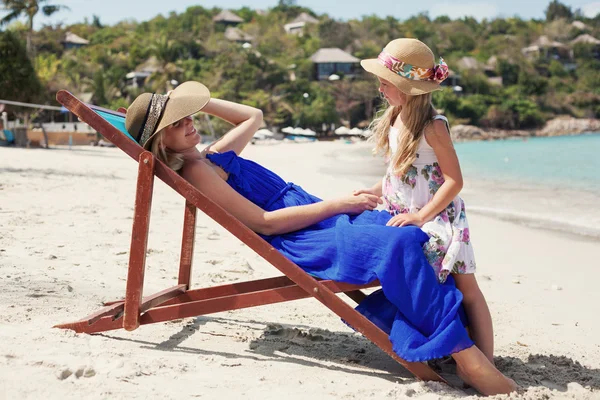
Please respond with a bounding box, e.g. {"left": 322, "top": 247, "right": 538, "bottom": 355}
{"left": 357, "top": 38, "right": 495, "bottom": 364}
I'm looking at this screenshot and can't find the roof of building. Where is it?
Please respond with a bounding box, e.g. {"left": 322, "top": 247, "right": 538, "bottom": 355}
{"left": 213, "top": 10, "right": 244, "bottom": 23}
{"left": 135, "top": 56, "right": 161, "bottom": 74}
{"left": 290, "top": 12, "right": 319, "bottom": 24}
{"left": 309, "top": 48, "right": 359, "bottom": 63}
{"left": 456, "top": 56, "right": 480, "bottom": 70}
{"left": 224, "top": 27, "right": 254, "bottom": 42}
{"left": 531, "top": 35, "right": 568, "bottom": 49}
{"left": 571, "top": 20, "right": 589, "bottom": 31}
{"left": 63, "top": 32, "right": 89, "bottom": 45}
{"left": 571, "top": 34, "right": 600, "bottom": 45}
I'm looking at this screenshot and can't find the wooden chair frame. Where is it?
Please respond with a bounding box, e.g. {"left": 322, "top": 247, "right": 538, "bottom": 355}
{"left": 54, "top": 90, "right": 445, "bottom": 383}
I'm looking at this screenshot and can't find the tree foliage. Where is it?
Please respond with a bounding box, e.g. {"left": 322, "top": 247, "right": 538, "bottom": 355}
{"left": 0, "top": 0, "right": 70, "bottom": 55}
{"left": 0, "top": 30, "right": 42, "bottom": 102}
{"left": 1, "top": 1, "right": 599, "bottom": 132}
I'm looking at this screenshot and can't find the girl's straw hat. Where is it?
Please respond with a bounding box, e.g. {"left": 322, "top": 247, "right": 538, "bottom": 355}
{"left": 126, "top": 81, "right": 211, "bottom": 148}
{"left": 361, "top": 38, "right": 449, "bottom": 95}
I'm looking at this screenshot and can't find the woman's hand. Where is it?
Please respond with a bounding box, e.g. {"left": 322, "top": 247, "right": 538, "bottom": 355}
{"left": 386, "top": 213, "right": 425, "bottom": 227}
{"left": 337, "top": 193, "right": 382, "bottom": 215}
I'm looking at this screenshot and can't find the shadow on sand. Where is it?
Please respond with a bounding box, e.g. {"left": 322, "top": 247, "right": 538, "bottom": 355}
{"left": 99, "top": 316, "right": 599, "bottom": 393}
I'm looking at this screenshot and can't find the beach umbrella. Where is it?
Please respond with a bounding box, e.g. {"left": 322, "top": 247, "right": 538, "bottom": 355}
{"left": 349, "top": 127, "right": 363, "bottom": 136}
{"left": 282, "top": 126, "right": 295, "bottom": 134}
{"left": 302, "top": 128, "right": 317, "bottom": 136}
{"left": 255, "top": 128, "right": 275, "bottom": 138}
{"left": 293, "top": 127, "right": 306, "bottom": 135}
{"left": 334, "top": 126, "right": 350, "bottom": 135}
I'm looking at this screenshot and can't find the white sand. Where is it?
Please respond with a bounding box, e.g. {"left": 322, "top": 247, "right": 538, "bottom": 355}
{"left": 0, "top": 141, "right": 599, "bottom": 400}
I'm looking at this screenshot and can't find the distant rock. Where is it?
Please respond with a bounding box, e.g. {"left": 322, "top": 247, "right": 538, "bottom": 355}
{"left": 538, "top": 117, "right": 600, "bottom": 137}
{"left": 450, "top": 124, "right": 486, "bottom": 141}
{"left": 450, "top": 118, "right": 599, "bottom": 142}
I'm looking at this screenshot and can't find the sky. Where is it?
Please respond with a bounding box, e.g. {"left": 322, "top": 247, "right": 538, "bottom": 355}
{"left": 1, "top": 0, "right": 599, "bottom": 29}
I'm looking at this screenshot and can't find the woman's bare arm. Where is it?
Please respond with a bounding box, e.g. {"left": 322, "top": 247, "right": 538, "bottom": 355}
{"left": 183, "top": 160, "right": 380, "bottom": 236}
{"left": 200, "top": 99, "right": 263, "bottom": 156}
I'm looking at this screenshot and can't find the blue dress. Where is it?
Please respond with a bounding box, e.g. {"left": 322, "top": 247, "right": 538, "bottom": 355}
{"left": 207, "top": 151, "right": 473, "bottom": 362}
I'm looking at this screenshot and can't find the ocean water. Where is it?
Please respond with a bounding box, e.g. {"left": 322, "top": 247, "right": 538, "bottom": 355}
{"left": 454, "top": 133, "right": 600, "bottom": 239}
{"left": 326, "top": 133, "right": 600, "bottom": 239}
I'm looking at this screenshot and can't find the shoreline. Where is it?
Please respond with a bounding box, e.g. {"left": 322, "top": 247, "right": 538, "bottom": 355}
{"left": 467, "top": 207, "right": 600, "bottom": 243}
{"left": 322, "top": 140, "right": 600, "bottom": 242}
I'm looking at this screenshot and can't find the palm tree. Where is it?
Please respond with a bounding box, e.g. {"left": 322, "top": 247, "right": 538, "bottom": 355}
{"left": 0, "top": 0, "right": 70, "bottom": 56}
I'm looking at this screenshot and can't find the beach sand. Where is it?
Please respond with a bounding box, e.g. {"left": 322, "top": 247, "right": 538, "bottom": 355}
{"left": 0, "top": 141, "right": 599, "bottom": 399}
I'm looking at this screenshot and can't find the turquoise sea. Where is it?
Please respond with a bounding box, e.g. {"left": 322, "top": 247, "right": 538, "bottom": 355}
{"left": 455, "top": 133, "right": 600, "bottom": 239}
{"left": 330, "top": 132, "right": 600, "bottom": 239}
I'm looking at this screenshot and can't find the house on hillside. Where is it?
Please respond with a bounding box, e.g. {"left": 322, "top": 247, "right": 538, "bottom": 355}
{"left": 571, "top": 34, "right": 600, "bottom": 59}
{"left": 456, "top": 56, "right": 479, "bottom": 70}
{"left": 309, "top": 48, "right": 359, "bottom": 80}
{"left": 284, "top": 12, "right": 319, "bottom": 35}
{"left": 213, "top": 10, "right": 244, "bottom": 26}
{"left": 522, "top": 36, "right": 573, "bottom": 61}
{"left": 125, "top": 56, "right": 161, "bottom": 88}
{"left": 522, "top": 36, "right": 576, "bottom": 71}
{"left": 62, "top": 32, "right": 89, "bottom": 50}
{"left": 571, "top": 20, "right": 590, "bottom": 31}
{"left": 224, "top": 27, "right": 254, "bottom": 44}
{"left": 454, "top": 56, "right": 502, "bottom": 86}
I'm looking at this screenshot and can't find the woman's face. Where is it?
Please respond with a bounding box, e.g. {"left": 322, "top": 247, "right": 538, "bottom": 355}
{"left": 160, "top": 115, "right": 200, "bottom": 152}
{"left": 378, "top": 77, "right": 408, "bottom": 107}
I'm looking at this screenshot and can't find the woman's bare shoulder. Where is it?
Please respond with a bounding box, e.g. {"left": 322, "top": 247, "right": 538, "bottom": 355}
{"left": 182, "top": 157, "right": 228, "bottom": 186}
{"left": 181, "top": 158, "right": 213, "bottom": 183}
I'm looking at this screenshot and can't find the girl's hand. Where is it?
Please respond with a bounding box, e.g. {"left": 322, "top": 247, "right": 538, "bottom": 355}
{"left": 386, "top": 213, "right": 424, "bottom": 227}
{"left": 338, "top": 194, "right": 382, "bottom": 215}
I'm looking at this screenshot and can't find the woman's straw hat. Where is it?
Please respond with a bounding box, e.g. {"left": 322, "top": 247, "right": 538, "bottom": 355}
{"left": 125, "top": 81, "right": 211, "bottom": 148}
{"left": 361, "top": 38, "right": 448, "bottom": 95}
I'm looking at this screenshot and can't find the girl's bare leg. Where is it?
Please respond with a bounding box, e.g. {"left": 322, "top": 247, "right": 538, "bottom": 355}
{"left": 452, "top": 345, "right": 518, "bottom": 396}
{"left": 454, "top": 274, "right": 495, "bottom": 364}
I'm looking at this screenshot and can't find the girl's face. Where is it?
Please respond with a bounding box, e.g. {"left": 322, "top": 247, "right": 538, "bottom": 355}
{"left": 161, "top": 115, "right": 200, "bottom": 151}
{"left": 378, "top": 77, "right": 408, "bottom": 107}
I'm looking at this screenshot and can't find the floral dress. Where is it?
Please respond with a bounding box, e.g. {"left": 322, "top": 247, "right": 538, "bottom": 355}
{"left": 382, "top": 115, "right": 476, "bottom": 283}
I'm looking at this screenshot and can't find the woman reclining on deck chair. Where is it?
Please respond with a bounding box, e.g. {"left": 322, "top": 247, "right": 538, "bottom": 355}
{"left": 124, "top": 81, "right": 517, "bottom": 396}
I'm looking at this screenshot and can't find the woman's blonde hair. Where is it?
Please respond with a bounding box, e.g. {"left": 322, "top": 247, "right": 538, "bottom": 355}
{"left": 149, "top": 130, "right": 185, "bottom": 172}
{"left": 368, "top": 93, "right": 434, "bottom": 177}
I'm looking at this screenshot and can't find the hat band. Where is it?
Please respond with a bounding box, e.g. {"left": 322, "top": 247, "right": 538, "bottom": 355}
{"left": 139, "top": 93, "right": 169, "bottom": 146}
{"left": 377, "top": 51, "right": 449, "bottom": 84}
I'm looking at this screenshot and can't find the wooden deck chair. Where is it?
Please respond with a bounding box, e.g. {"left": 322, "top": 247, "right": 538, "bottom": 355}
{"left": 54, "top": 90, "right": 445, "bottom": 383}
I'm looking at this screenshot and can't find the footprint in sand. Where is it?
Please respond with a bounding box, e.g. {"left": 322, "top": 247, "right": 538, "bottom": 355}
{"left": 224, "top": 260, "right": 255, "bottom": 275}
{"left": 57, "top": 366, "right": 96, "bottom": 380}
{"left": 265, "top": 324, "right": 330, "bottom": 344}
{"left": 207, "top": 231, "right": 220, "bottom": 240}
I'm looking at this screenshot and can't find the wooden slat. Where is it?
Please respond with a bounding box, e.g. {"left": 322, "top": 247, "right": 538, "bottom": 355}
{"left": 139, "top": 284, "right": 187, "bottom": 314}
{"left": 123, "top": 151, "right": 155, "bottom": 331}
{"left": 178, "top": 201, "right": 197, "bottom": 289}
{"left": 62, "top": 284, "right": 187, "bottom": 327}
{"left": 161, "top": 278, "right": 380, "bottom": 306}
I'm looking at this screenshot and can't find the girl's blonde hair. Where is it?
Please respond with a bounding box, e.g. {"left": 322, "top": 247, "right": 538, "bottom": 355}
{"left": 149, "top": 130, "right": 185, "bottom": 172}
{"left": 368, "top": 93, "right": 434, "bottom": 177}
